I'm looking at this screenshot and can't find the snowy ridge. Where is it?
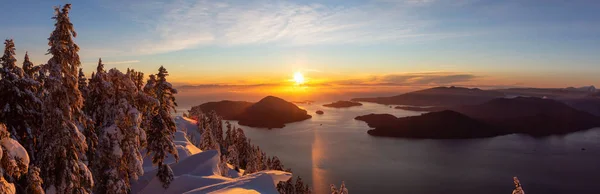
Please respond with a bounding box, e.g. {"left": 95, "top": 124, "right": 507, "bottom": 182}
{"left": 132, "top": 116, "right": 291, "bottom": 194}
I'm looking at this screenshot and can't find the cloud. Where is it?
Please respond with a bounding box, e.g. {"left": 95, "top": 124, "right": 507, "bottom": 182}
{"left": 103, "top": 60, "right": 141, "bottom": 65}
{"left": 108, "top": 0, "right": 468, "bottom": 55}
{"left": 332, "top": 72, "right": 479, "bottom": 86}
{"left": 380, "top": 73, "right": 476, "bottom": 85}
{"left": 82, "top": 60, "right": 140, "bottom": 66}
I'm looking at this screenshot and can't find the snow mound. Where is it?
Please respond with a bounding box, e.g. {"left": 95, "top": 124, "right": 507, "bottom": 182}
{"left": 184, "top": 171, "right": 292, "bottom": 194}
{"left": 1, "top": 138, "right": 30, "bottom": 169}
{"left": 132, "top": 116, "right": 291, "bottom": 194}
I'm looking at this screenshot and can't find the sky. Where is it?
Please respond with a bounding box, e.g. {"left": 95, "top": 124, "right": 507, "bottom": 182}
{"left": 1, "top": 0, "right": 600, "bottom": 103}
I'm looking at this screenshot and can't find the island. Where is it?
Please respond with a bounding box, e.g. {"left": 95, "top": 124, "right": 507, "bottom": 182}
{"left": 237, "top": 96, "right": 312, "bottom": 129}
{"left": 356, "top": 97, "right": 600, "bottom": 138}
{"left": 189, "top": 100, "right": 253, "bottom": 120}
{"left": 323, "top": 101, "right": 363, "bottom": 108}
{"left": 357, "top": 110, "right": 503, "bottom": 139}
{"left": 191, "top": 96, "right": 312, "bottom": 129}
{"left": 316, "top": 110, "right": 324, "bottom": 115}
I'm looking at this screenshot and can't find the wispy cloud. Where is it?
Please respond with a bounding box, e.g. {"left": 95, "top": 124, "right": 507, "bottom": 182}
{"left": 82, "top": 60, "right": 140, "bottom": 66}
{"left": 107, "top": 0, "right": 469, "bottom": 55}
{"left": 103, "top": 60, "right": 141, "bottom": 65}
{"left": 332, "top": 72, "right": 479, "bottom": 86}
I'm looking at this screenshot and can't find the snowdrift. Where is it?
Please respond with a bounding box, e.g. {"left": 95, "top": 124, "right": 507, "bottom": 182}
{"left": 132, "top": 116, "right": 291, "bottom": 194}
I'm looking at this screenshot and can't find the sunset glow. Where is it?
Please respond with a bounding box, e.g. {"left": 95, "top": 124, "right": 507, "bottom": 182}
{"left": 1, "top": 1, "right": 599, "bottom": 193}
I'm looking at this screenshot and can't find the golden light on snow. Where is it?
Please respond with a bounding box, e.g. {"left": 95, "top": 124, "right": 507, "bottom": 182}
{"left": 293, "top": 72, "right": 305, "bottom": 85}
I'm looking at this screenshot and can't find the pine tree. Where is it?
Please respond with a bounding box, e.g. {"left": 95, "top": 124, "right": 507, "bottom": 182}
{"left": 78, "top": 68, "right": 88, "bottom": 99}
{"left": 330, "top": 184, "right": 339, "bottom": 194}
{"left": 270, "top": 156, "right": 284, "bottom": 171}
{"left": 244, "top": 146, "right": 260, "bottom": 175}
{"left": 0, "top": 123, "right": 30, "bottom": 194}
{"left": 85, "top": 59, "right": 112, "bottom": 128}
{"left": 200, "top": 125, "right": 219, "bottom": 151}
{"left": 26, "top": 166, "right": 44, "bottom": 194}
{"left": 226, "top": 145, "right": 239, "bottom": 169}
{"left": 329, "top": 181, "right": 347, "bottom": 194}
{"left": 295, "top": 176, "right": 312, "bottom": 194}
{"left": 34, "top": 64, "right": 48, "bottom": 98}
{"left": 0, "top": 39, "right": 42, "bottom": 161}
{"left": 129, "top": 69, "right": 145, "bottom": 91}
{"left": 93, "top": 69, "right": 147, "bottom": 193}
{"left": 206, "top": 111, "right": 224, "bottom": 146}
{"left": 139, "top": 74, "right": 159, "bottom": 131}
{"left": 22, "top": 52, "right": 40, "bottom": 79}
{"left": 82, "top": 59, "right": 110, "bottom": 182}
{"left": 145, "top": 66, "right": 179, "bottom": 188}
{"left": 338, "top": 181, "right": 348, "bottom": 194}
{"left": 512, "top": 177, "right": 525, "bottom": 194}
{"left": 36, "top": 4, "right": 93, "bottom": 193}
{"left": 218, "top": 152, "right": 230, "bottom": 177}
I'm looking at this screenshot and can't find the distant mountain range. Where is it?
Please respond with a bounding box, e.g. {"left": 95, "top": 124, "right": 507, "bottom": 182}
{"left": 190, "top": 96, "right": 311, "bottom": 129}
{"left": 352, "top": 86, "right": 505, "bottom": 107}
{"left": 566, "top": 85, "right": 596, "bottom": 93}
{"left": 354, "top": 86, "right": 600, "bottom": 116}
{"left": 356, "top": 97, "right": 600, "bottom": 139}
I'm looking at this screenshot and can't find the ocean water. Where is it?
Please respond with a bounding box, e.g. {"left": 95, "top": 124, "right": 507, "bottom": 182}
{"left": 188, "top": 102, "right": 600, "bottom": 194}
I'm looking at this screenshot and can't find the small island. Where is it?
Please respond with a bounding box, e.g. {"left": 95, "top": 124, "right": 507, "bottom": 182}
{"left": 192, "top": 96, "right": 312, "bottom": 129}
{"left": 316, "top": 110, "right": 324, "bottom": 115}
{"left": 323, "top": 101, "right": 362, "bottom": 108}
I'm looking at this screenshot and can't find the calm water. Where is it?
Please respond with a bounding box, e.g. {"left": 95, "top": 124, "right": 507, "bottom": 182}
{"left": 195, "top": 102, "right": 600, "bottom": 194}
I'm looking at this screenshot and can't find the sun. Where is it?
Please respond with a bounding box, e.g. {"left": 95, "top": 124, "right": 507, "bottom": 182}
{"left": 293, "top": 72, "right": 305, "bottom": 85}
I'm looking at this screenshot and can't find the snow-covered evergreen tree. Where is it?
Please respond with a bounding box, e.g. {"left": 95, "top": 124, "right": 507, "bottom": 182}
{"left": 512, "top": 177, "right": 525, "bottom": 194}
{"left": 34, "top": 64, "right": 48, "bottom": 99}
{"left": 139, "top": 74, "right": 159, "bottom": 131}
{"left": 329, "top": 181, "right": 347, "bottom": 194}
{"left": 81, "top": 59, "right": 111, "bottom": 183}
{"left": 84, "top": 59, "right": 112, "bottom": 128}
{"left": 22, "top": 52, "right": 40, "bottom": 79}
{"left": 244, "top": 146, "right": 260, "bottom": 175}
{"left": 26, "top": 165, "right": 44, "bottom": 194}
{"left": 338, "top": 181, "right": 348, "bottom": 194}
{"left": 93, "top": 69, "right": 146, "bottom": 193}
{"left": 226, "top": 145, "right": 239, "bottom": 168}
{"left": 269, "top": 156, "right": 284, "bottom": 171}
{"left": 145, "top": 66, "right": 179, "bottom": 188}
{"left": 78, "top": 68, "right": 88, "bottom": 100}
{"left": 206, "top": 111, "right": 224, "bottom": 145}
{"left": 128, "top": 68, "right": 145, "bottom": 91}
{"left": 295, "top": 176, "right": 312, "bottom": 194}
{"left": 218, "top": 153, "right": 230, "bottom": 177}
{"left": 0, "top": 123, "right": 30, "bottom": 194}
{"left": 36, "top": 4, "right": 93, "bottom": 193}
{"left": 0, "top": 39, "right": 42, "bottom": 161}
{"left": 200, "top": 125, "right": 219, "bottom": 151}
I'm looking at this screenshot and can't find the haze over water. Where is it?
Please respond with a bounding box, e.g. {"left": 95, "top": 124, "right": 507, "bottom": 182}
{"left": 195, "top": 102, "right": 600, "bottom": 194}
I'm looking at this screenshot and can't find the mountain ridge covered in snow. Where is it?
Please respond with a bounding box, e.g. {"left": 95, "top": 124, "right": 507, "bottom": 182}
{"left": 131, "top": 116, "right": 292, "bottom": 194}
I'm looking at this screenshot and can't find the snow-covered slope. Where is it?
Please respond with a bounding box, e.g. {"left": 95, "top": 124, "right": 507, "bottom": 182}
{"left": 132, "top": 116, "right": 291, "bottom": 194}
